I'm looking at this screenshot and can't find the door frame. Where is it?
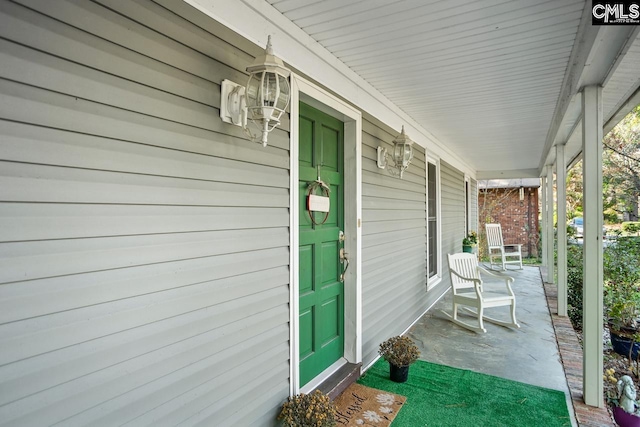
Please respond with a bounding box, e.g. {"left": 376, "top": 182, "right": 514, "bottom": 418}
{"left": 289, "top": 74, "right": 362, "bottom": 394}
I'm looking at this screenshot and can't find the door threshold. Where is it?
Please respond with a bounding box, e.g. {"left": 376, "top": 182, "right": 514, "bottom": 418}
{"left": 315, "top": 361, "right": 362, "bottom": 400}
{"left": 300, "top": 358, "right": 346, "bottom": 394}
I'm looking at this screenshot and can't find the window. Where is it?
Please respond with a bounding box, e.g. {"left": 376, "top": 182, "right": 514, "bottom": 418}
{"left": 427, "top": 161, "right": 438, "bottom": 279}
{"left": 465, "top": 179, "right": 470, "bottom": 236}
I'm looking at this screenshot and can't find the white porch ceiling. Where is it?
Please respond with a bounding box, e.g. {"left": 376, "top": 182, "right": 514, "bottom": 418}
{"left": 265, "top": 0, "right": 640, "bottom": 178}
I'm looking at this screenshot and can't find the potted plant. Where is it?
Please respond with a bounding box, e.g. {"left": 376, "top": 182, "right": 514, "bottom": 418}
{"left": 606, "top": 280, "right": 640, "bottom": 360}
{"left": 462, "top": 231, "right": 478, "bottom": 253}
{"left": 278, "top": 390, "right": 336, "bottom": 427}
{"left": 378, "top": 335, "right": 420, "bottom": 383}
{"left": 604, "top": 238, "right": 640, "bottom": 359}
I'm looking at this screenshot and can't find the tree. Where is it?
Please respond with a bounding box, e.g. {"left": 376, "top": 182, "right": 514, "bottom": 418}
{"left": 603, "top": 105, "right": 640, "bottom": 221}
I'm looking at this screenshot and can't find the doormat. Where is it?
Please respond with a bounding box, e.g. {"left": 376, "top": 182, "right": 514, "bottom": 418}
{"left": 333, "top": 383, "right": 406, "bottom": 426}
{"left": 358, "top": 359, "right": 572, "bottom": 427}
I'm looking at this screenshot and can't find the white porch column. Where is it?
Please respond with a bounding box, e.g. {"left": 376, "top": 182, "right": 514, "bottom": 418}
{"left": 582, "top": 85, "right": 603, "bottom": 407}
{"left": 546, "top": 166, "right": 555, "bottom": 283}
{"left": 541, "top": 175, "right": 547, "bottom": 267}
{"left": 556, "top": 144, "right": 567, "bottom": 316}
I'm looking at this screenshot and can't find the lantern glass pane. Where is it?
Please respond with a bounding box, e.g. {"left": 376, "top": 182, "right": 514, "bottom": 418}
{"left": 246, "top": 74, "right": 261, "bottom": 117}
{"left": 393, "top": 143, "right": 402, "bottom": 164}
{"left": 262, "top": 72, "right": 278, "bottom": 108}
{"left": 403, "top": 144, "right": 413, "bottom": 165}
{"left": 276, "top": 74, "right": 290, "bottom": 111}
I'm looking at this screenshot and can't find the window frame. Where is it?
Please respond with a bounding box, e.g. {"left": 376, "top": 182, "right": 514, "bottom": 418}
{"left": 464, "top": 175, "right": 470, "bottom": 236}
{"left": 426, "top": 156, "right": 442, "bottom": 289}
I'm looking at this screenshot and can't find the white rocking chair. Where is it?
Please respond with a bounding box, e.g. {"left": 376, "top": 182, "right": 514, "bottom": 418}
{"left": 443, "top": 253, "right": 520, "bottom": 333}
{"left": 485, "top": 223, "right": 523, "bottom": 270}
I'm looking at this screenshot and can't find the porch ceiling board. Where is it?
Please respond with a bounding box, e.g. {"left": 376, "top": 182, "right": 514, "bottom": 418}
{"left": 265, "top": 0, "right": 585, "bottom": 175}
{"left": 602, "top": 32, "right": 640, "bottom": 124}
{"left": 255, "top": 0, "right": 640, "bottom": 177}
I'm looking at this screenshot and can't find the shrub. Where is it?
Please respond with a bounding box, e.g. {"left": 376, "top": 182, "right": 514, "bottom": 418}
{"left": 604, "top": 237, "right": 640, "bottom": 335}
{"left": 278, "top": 390, "right": 336, "bottom": 427}
{"left": 566, "top": 237, "right": 640, "bottom": 333}
{"left": 622, "top": 222, "right": 640, "bottom": 235}
{"left": 604, "top": 209, "right": 619, "bottom": 224}
{"left": 604, "top": 238, "right": 640, "bottom": 286}
{"left": 378, "top": 335, "right": 420, "bottom": 367}
{"left": 567, "top": 244, "right": 584, "bottom": 330}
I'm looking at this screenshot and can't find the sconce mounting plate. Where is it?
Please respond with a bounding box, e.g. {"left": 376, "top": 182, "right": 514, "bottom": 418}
{"left": 220, "top": 79, "right": 245, "bottom": 126}
{"left": 376, "top": 146, "right": 388, "bottom": 169}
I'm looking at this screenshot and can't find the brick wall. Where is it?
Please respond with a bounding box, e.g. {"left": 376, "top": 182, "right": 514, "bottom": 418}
{"left": 478, "top": 187, "right": 539, "bottom": 257}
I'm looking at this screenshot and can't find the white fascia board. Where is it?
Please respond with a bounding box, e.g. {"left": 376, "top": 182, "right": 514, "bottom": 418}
{"left": 183, "top": 0, "right": 475, "bottom": 178}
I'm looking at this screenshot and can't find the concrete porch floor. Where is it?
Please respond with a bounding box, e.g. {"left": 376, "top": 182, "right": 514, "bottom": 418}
{"left": 406, "top": 266, "right": 611, "bottom": 427}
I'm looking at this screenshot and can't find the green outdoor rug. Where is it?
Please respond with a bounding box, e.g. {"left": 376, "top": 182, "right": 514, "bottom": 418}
{"left": 358, "top": 359, "right": 572, "bottom": 427}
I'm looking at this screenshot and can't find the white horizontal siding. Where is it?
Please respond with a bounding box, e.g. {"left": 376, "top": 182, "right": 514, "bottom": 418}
{"left": 441, "top": 161, "right": 466, "bottom": 259}
{"left": 0, "top": 121, "right": 289, "bottom": 184}
{"left": 438, "top": 161, "right": 467, "bottom": 300}
{"left": 0, "top": 248, "right": 289, "bottom": 323}
{"left": 360, "top": 118, "right": 430, "bottom": 367}
{"left": 0, "top": 77, "right": 289, "bottom": 162}
{"left": 0, "top": 203, "right": 288, "bottom": 241}
{"left": 0, "top": 1, "right": 290, "bottom": 426}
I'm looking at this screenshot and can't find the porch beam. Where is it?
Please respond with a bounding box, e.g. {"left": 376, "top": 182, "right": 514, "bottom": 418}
{"left": 582, "top": 85, "right": 603, "bottom": 408}
{"left": 539, "top": 19, "right": 637, "bottom": 172}
{"left": 476, "top": 168, "right": 540, "bottom": 180}
{"left": 546, "top": 166, "right": 555, "bottom": 283}
{"left": 556, "top": 144, "right": 567, "bottom": 316}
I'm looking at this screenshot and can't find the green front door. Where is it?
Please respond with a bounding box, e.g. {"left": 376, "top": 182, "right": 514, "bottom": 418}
{"left": 299, "top": 102, "right": 345, "bottom": 387}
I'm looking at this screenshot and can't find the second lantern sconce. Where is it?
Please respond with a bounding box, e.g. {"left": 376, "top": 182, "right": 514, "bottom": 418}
{"left": 377, "top": 126, "right": 415, "bottom": 179}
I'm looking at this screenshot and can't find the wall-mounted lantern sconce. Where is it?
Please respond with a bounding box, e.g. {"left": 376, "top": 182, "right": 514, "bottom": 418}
{"left": 376, "top": 126, "right": 415, "bottom": 178}
{"left": 220, "top": 36, "right": 291, "bottom": 147}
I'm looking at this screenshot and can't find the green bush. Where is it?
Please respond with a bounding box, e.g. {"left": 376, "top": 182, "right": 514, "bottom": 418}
{"left": 604, "top": 209, "right": 620, "bottom": 224}
{"left": 568, "top": 238, "right": 640, "bottom": 332}
{"left": 567, "top": 244, "right": 584, "bottom": 330}
{"left": 604, "top": 237, "right": 640, "bottom": 335}
{"left": 622, "top": 222, "right": 640, "bottom": 235}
